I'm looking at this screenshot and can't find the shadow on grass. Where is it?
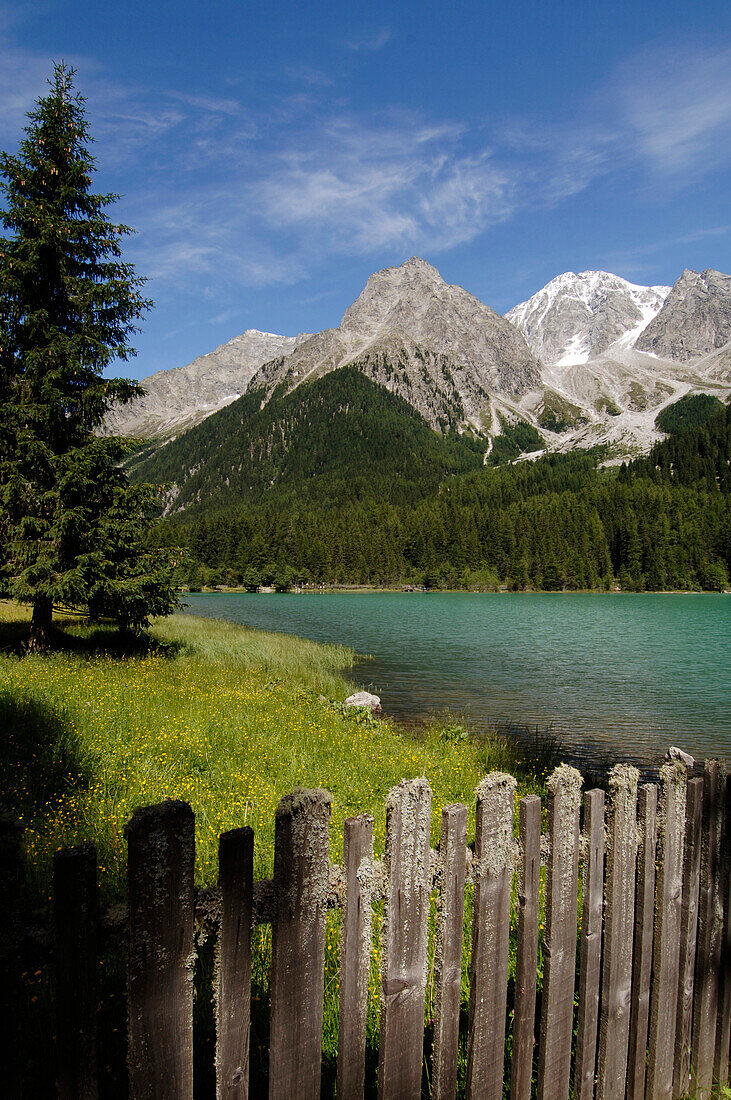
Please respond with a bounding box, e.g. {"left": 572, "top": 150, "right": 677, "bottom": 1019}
{"left": 0, "top": 607, "right": 184, "bottom": 660}
{"left": 0, "top": 692, "right": 87, "bottom": 830}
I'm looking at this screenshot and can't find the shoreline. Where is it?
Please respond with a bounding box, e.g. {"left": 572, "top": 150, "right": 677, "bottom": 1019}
{"left": 183, "top": 584, "right": 730, "bottom": 596}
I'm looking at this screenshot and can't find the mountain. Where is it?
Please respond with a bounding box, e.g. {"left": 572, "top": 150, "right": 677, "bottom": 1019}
{"left": 108, "top": 259, "right": 731, "bottom": 469}
{"left": 634, "top": 269, "right": 731, "bottom": 361}
{"left": 249, "top": 257, "right": 541, "bottom": 430}
{"left": 105, "top": 329, "right": 310, "bottom": 439}
{"left": 131, "top": 365, "right": 486, "bottom": 516}
{"left": 505, "top": 270, "right": 670, "bottom": 366}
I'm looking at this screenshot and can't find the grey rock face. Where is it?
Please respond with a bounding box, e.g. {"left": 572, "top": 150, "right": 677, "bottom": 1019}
{"left": 105, "top": 329, "right": 309, "bottom": 438}
{"left": 634, "top": 269, "right": 731, "bottom": 361}
{"left": 506, "top": 271, "right": 670, "bottom": 366}
{"left": 249, "top": 257, "right": 541, "bottom": 428}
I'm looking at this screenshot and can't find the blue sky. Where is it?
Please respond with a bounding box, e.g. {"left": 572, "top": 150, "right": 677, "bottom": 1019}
{"left": 2, "top": 0, "right": 730, "bottom": 379}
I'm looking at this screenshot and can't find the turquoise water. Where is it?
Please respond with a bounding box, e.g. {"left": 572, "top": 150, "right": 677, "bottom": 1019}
{"left": 183, "top": 592, "right": 730, "bottom": 772}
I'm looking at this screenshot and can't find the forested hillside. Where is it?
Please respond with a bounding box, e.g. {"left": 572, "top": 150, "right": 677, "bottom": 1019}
{"left": 131, "top": 367, "right": 486, "bottom": 512}
{"left": 151, "top": 401, "right": 731, "bottom": 592}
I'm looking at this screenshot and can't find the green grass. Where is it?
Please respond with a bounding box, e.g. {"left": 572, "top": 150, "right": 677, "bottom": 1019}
{"left": 0, "top": 602, "right": 552, "bottom": 900}
{"left": 0, "top": 601, "right": 557, "bottom": 1097}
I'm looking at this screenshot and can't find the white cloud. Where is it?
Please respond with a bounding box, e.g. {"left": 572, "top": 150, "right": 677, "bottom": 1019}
{"left": 613, "top": 44, "right": 731, "bottom": 175}
{"left": 344, "top": 28, "right": 392, "bottom": 52}
{"left": 250, "top": 114, "right": 513, "bottom": 255}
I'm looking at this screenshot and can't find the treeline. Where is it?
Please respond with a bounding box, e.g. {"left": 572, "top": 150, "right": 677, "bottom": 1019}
{"left": 152, "top": 403, "right": 731, "bottom": 592}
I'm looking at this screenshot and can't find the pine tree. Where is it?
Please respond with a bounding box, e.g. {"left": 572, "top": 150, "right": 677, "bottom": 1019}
{"left": 0, "top": 63, "right": 178, "bottom": 648}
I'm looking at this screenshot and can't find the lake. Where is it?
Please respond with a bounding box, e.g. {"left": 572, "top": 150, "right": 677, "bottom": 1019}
{"left": 183, "top": 592, "right": 730, "bottom": 774}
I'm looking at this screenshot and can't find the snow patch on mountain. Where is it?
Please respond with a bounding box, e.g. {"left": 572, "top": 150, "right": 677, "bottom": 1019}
{"left": 506, "top": 271, "right": 671, "bottom": 367}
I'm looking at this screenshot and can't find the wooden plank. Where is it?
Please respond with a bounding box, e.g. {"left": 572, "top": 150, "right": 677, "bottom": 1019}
{"left": 626, "top": 784, "right": 657, "bottom": 1100}
{"left": 597, "top": 766, "right": 639, "bottom": 1100}
{"left": 511, "top": 794, "right": 541, "bottom": 1100}
{"left": 574, "top": 789, "right": 605, "bottom": 1100}
{"left": 378, "top": 778, "right": 432, "bottom": 1100}
{"left": 647, "top": 762, "right": 687, "bottom": 1100}
{"left": 432, "top": 803, "right": 468, "bottom": 1100}
{"left": 216, "top": 826, "right": 254, "bottom": 1100}
{"left": 692, "top": 760, "right": 725, "bottom": 1097}
{"left": 54, "top": 844, "right": 99, "bottom": 1100}
{"left": 672, "top": 776, "right": 703, "bottom": 1099}
{"left": 337, "top": 813, "right": 374, "bottom": 1100}
{"left": 0, "top": 817, "right": 24, "bottom": 1100}
{"left": 269, "top": 788, "right": 331, "bottom": 1100}
{"left": 466, "top": 773, "right": 517, "bottom": 1100}
{"left": 714, "top": 774, "right": 731, "bottom": 1085}
{"left": 536, "top": 764, "right": 583, "bottom": 1100}
{"left": 126, "top": 800, "right": 196, "bottom": 1100}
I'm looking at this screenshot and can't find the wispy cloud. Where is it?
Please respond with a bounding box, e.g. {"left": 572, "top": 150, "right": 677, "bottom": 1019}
{"left": 344, "top": 27, "right": 392, "bottom": 52}
{"left": 611, "top": 44, "right": 731, "bottom": 176}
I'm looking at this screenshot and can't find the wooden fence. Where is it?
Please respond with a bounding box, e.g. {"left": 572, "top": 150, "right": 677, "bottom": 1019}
{"left": 3, "top": 759, "right": 730, "bottom": 1099}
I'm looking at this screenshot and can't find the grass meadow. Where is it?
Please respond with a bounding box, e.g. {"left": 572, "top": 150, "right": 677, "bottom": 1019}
{"left": 0, "top": 600, "right": 556, "bottom": 1096}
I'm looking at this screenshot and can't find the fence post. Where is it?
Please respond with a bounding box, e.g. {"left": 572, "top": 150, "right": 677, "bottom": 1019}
{"left": 627, "top": 783, "right": 658, "bottom": 1100}
{"left": 337, "top": 813, "right": 374, "bottom": 1100}
{"left": 378, "top": 777, "right": 432, "bottom": 1100}
{"left": 597, "top": 765, "right": 639, "bottom": 1100}
{"left": 647, "top": 762, "right": 687, "bottom": 1100}
{"left": 269, "top": 788, "right": 331, "bottom": 1100}
{"left": 54, "top": 844, "right": 99, "bottom": 1100}
{"left": 432, "top": 803, "right": 468, "bottom": 1100}
{"left": 714, "top": 774, "right": 731, "bottom": 1084}
{"left": 216, "top": 827, "right": 254, "bottom": 1100}
{"left": 511, "top": 794, "right": 541, "bottom": 1100}
{"left": 536, "top": 764, "right": 583, "bottom": 1100}
{"left": 574, "top": 788, "right": 605, "bottom": 1100}
{"left": 466, "top": 772, "right": 517, "bottom": 1100}
{"left": 126, "top": 800, "right": 196, "bottom": 1100}
{"left": 0, "top": 817, "right": 24, "bottom": 1100}
{"left": 692, "top": 760, "right": 725, "bottom": 1097}
{"left": 672, "top": 776, "right": 703, "bottom": 1099}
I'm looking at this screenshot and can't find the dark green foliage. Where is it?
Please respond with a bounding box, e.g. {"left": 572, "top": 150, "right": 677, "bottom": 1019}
{"left": 486, "top": 419, "right": 544, "bottom": 465}
{"left": 655, "top": 393, "right": 725, "bottom": 434}
{"left": 0, "top": 64, "right": 178, "bottom": 644}
{"left": 131, "top": 366, "right": 486, "bottom": 514}
{"left": 151, "top": 420, "right": 729, "bottom": 593}
{"left": 628, "top": 401, "right": 731, "bottom": 492}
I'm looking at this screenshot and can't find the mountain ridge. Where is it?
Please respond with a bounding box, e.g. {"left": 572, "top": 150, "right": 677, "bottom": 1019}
{"left": 108, "top": 257, "right": 731, "bottom": 462}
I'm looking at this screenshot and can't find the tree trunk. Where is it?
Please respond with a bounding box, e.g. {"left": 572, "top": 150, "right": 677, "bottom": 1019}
{"left": 28, "top": 597, "right": 53, "bottom": 652}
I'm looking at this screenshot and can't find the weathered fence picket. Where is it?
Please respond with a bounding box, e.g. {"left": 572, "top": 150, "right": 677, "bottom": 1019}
{"left": 432, "top": 802, "right": 468, "bottom": 1100}
{"left": 692, "top": 760, "right": 725, "bottom": 1097}
{"left": 715, "top": 774, "right": 731, "bottom": 1084}
{"left": 337, "top": 813, "right": 374, "bottom": 1100}
{"left": 216, "top": 826, "right": 254, "bottom": 1100}
{"left": 126, "top": 799, "right": 196, "bottom": 1100}
{"left": 647, "top": 762, "right": 687, "bottom": 1100}
{"left": 0, "top": 817, "right": 25, "bottom": 1100}
{"left": 536, "top": 764, "right": 583, "bottom": 1100}
{"left": 269, "top": 788, "right": 331, "bottom": 1100}
{"left": 10, "top": 756, "right": 731, "bottom": 1099}
{"left": 673, "top": 776, "right": 704, "bottom": 1099}
{"left": 574, "top": 788, "right": 605, "bottom": 1100}
{"left": 626, "top": 782, "right": 658, "bottom": 1100}
{"left": 510, "top": 793, "right": 541, "bottom": 1100}
{"left": 378, "top": 777, "right": 432, "bottom": 1100}
{"left": 597, "top": 765, "right": 639, "bottom": 1100}
{"left": 54, "top": 844, "right": 98, "bottom": 1100}
{"left": 466, "top": 773, "right": 516, "bottom": 1100}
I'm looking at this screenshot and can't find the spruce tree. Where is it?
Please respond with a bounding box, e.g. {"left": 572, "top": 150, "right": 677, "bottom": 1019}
{"left": 0, "top": 63, "right": 178, "bottom": 648}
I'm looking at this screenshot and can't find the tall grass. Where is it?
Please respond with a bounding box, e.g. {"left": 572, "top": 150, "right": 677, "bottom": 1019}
{"left": 0, "top": 601, "right": 555, "bottom": 1097}
{"left": 0, "top": 603, "right": 550, "bottom": 901}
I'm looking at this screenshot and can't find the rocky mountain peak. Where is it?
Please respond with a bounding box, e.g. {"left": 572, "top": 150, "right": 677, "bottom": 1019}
{"left": 506, "top": 270, "right": 670, "bottom": 366}
{"left": 634, "top": 268, "right": 731, "bottom": 361}
{"left": 248, "top": 257, "right": 542, "bottom": 425}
